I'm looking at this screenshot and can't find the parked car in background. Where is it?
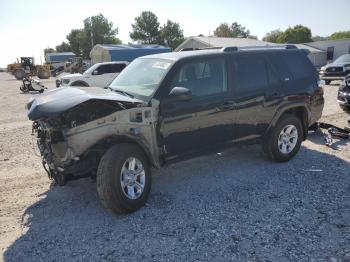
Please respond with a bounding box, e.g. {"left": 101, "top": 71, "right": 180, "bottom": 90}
{"left": 56, "top": 61, "right": 129, "bottom": 87}
{"left": 27, "top": 46, "right": 324, "bottom": 214}
{"left": 320, "top": 54, "right": 350, "bottom": 84}
{"left": 337, "top": 73, "right": 350, "bottom": 111}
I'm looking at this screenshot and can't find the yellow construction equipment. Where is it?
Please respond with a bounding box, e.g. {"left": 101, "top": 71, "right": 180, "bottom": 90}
{"left": 7, "top": 57, "right": 51, "bottom": 80}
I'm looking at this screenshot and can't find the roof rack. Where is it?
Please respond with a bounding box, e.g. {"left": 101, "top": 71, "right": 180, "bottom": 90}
{"left": 221, "top": 44, "right": 298, "bottom": 52}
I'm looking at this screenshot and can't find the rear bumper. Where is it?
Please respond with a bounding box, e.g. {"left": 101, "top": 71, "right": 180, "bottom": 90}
{"left": 321, "top": 76, "right": 346, "bottom": 80}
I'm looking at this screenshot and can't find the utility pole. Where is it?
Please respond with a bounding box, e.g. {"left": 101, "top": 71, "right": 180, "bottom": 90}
{"left": 90, "top": 17, "right": 94, "bottom": 49}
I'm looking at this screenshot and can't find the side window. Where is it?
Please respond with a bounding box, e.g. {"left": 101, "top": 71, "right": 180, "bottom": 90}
{"left": 233, "top": 55, "right": 268, "bottom": 94}
{"left": 110, "top": 63, "right": 127, "bottom": 73}
{"left": 266, "top": 61, "right": 280, "bottom": 86}
{"left": 170, "top": 58, "right": 227, "bottom": 97}
{"left": 271, "top": 53, "right": 315, "bottom": 80}
{"left": 327, "top": 47, "right": 334, "bottom": 61}
{"left": 95, "top": 64, "right": 109, "bottom": 75}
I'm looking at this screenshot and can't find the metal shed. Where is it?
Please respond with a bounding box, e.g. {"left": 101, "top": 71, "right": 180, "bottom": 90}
{"left": 294, "top": 44, "right": 326, "bottom": 68}
{"left": 90, "top": 44, "right": 171, "bottom": 64}
{"left": 45, "top": 52, "right": 75, "bottom": 63}
{"left": 304, "top": 38, "right": 350, "bottom": 63}
{"left": 175, "top": 36, "right": 279, "bottom": 51}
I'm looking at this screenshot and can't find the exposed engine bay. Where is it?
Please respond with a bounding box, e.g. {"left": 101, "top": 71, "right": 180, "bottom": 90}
{"left": 28, "top": 86, "right": 161, "bottom": 185}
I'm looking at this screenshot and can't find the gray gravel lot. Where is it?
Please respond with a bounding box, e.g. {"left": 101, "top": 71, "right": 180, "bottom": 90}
{"left": 0, "top": 72, "right": 349, "bottom": 261}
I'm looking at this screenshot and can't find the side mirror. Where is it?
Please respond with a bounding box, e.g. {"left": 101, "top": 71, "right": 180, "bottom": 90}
{"left": 92, "top": 70, "right": 99, "bottom": 75}
{"left": 168, "top": 87, "right": 192, "bottom": 102}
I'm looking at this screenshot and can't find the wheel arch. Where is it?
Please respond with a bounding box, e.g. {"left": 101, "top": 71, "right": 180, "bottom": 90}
{"left": 87, "top": 135, "right": 159, "bottom": 168}
{"left": 267, "top": 105, "right": 309, "bottom": 140}
{"left": 70, "top": 80, "right": 89, "bottom": 87}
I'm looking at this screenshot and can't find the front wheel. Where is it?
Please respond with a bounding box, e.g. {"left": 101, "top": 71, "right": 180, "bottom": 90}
{"left": 96, "top": 143, "right": 151, "bottom": 214}
{"left": 263, "top": 114, "right": 303, "bottom": 162}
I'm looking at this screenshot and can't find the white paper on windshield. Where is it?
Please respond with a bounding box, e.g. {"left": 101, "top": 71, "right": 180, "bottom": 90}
{"left": 152, "top": 61, "right": 171, "bottom": 69}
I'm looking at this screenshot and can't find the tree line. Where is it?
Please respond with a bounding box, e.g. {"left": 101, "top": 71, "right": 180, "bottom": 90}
{"left": 44, "top": 11, "right": 350, "bottom": 59}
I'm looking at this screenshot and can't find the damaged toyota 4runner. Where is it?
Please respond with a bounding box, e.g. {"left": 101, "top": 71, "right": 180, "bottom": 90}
{"left": 27, "top": 46, "right": 324, "bottom": 214}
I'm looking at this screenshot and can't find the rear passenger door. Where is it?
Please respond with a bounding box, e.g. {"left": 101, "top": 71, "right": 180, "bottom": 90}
{"left": 230, "top": 53, "right": 279, "bottom": 140}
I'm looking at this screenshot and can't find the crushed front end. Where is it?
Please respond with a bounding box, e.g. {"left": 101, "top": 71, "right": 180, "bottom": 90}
{"left": 27, "top": 87, "right": 160, "bottom": 186}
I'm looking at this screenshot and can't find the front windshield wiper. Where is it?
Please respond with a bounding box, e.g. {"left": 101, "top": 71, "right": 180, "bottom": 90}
{"left": 109, "top": 88, "right": 134, "bottom": 98}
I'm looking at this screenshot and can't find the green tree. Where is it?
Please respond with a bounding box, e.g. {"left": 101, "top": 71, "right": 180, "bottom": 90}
{"left": 65, "top": 14, "right": 121, "bottom": 59}
{"left": 81, "top": 14, "right": 121, "bottom": 58}
{"left": 55, "top": 41, "right": 71, "bottom": 52}
{"left": 130, "top": 11, "right": 160, "bottom": 44}
{"left": 262, "top": 29, "right": 283, "bottom": 43}
{"left": 277, "top": 25, "right": 312, "bottom": 43}
{"left": 231, "top": 22, "right": 251, "bottom": 38}
{"left": 214, "top": 22, "right": 252, "bottom": 39}
{"left": 214, "top": 22, "right": 251, "bottom": 38}
{"left": 159, "top": 20, "right": 184, "bottom": 49}
{"left": 328, "top": 31, "right": 350, "bottom": 40}
{"left": 44, "top": 47, "right": 55, "bottom": 55}
{"left": 214, "top": 23, "right": 234, "bottom": 37}
{"left": 67, "top": 29, "right": 85, "bottom": 57}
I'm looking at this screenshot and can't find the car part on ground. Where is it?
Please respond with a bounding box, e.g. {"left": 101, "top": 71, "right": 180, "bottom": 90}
{"left": 20, "top": 76, "right": 46, "bottom": 93}
{"left": 27, "top": 46, "right": 324, "bottom": 214}
{"left": 309, "top": 121, "right": 350, "bottom": 147}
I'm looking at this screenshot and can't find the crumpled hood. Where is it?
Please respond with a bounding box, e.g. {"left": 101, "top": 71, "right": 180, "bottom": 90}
{"left": 27, "top": 86, "right": 142, "bottom": 120}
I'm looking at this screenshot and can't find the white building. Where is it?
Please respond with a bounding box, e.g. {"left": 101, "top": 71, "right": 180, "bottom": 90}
{"left": 175, "top": 36, "right": 278, "bottom": 51}
{"left": 293, "top": 44, "right": 326, "bottom": 68}
{"left": 175, "top": 36, "right": 350, "bottom": 68}
{"left": 304, "top": 38, "right": 350, "bottom": 63}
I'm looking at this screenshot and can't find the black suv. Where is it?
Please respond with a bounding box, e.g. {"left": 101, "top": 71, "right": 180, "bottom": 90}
{"left": 320, "top": 54, "right": 350, "bottom": 84}
{"left": 27, "top": 46, "right": 324, "bottom": 213}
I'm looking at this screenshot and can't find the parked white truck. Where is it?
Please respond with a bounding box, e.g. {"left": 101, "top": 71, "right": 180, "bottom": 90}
{"left": 57, "top": 61, "right": 129, "bottom": 88}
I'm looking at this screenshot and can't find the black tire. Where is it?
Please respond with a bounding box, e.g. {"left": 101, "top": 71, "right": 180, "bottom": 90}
{"left": 14, "top": 69, "right": 25, "bottom": 80}
{"left": 71, "top": 81, "right": 89, "bottom": 87}
{"left": 38, "top": 70, "right": 50, "bottom": 79}
{"left": 263, "top": 114, "right": 303, "bottom": 162}
{"left": 325, "top": 80, "right": 331, "bottom": 85}
{"left": 19, "top": 84, "right": 29, "bottom": 93}
{"left": 96, "top": 143, "right": 151, "bottom": 214}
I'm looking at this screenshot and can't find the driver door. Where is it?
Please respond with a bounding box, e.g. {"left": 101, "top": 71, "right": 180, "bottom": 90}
{"left": 159, "top": 56, "right": 234, "bottom": 159}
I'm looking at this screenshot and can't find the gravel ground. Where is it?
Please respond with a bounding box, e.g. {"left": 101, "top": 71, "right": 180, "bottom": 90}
{"left": 0, "top": 72, "right": 349, "bottom": 262}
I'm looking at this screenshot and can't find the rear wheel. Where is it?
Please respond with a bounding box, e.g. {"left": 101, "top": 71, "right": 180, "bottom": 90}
{"left": 14, "top": 69, "right": 25, "bottom": 80}
{"left": 263, "top": 114, "right": 303, "bottom": 162}
{"left": 96, "top": 143, "right": 151, "bottom": 214}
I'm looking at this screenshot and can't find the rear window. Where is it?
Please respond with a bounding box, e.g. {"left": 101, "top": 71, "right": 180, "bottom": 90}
{"left": 232, "top": 55, "right": 268, "bottom": 93}
{"left": 271, "top": 52, "right": 315, "bottom": 80}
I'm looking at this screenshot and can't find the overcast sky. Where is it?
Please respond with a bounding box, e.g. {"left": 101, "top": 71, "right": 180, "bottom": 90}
{"left": 0, "top": 0, "right": 349, "bottom": 67}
